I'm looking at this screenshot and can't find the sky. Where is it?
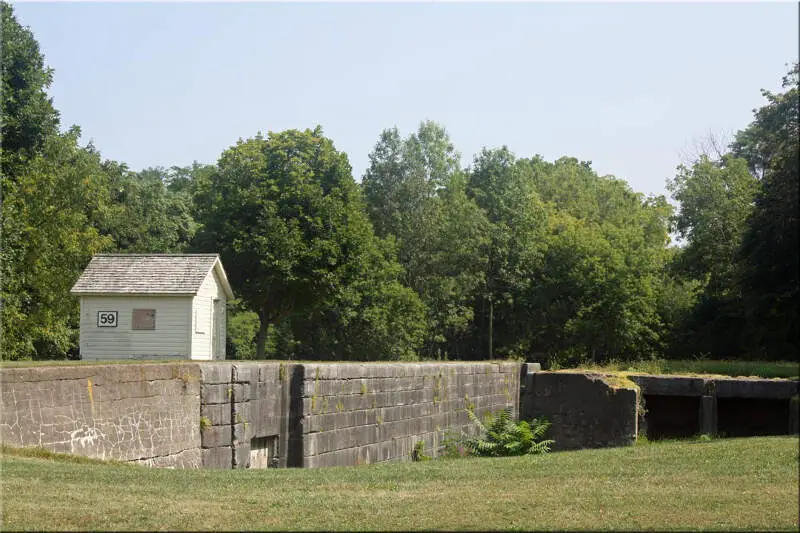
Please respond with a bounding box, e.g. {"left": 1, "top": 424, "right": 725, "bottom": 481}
{"left": 11, "top": 1, "right": 799, "bottom": 198}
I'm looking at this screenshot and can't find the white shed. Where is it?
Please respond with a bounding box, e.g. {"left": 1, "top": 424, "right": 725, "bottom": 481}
{"left": 70, "top": 254, "right": 234, "bottom": 361}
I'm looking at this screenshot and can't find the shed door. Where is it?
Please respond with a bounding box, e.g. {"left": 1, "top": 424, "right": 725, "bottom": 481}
{"left": 212, "top": 298, "right": 225, "bottom": 359}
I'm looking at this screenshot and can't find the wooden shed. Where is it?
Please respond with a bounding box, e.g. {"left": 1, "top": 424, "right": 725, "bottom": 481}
{"left": 70, "top": 254, "right": 234, "bottom": 361}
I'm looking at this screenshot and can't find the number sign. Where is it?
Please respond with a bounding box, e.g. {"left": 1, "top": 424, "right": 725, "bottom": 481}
{"left": 97, "top": 311, "right": 118, "bottom": 327}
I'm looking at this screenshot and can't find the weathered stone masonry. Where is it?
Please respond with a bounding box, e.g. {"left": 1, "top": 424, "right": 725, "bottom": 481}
{"left": 198, "top": 362, "right": 289, "bottom": 469}
{"left": 0, "top": 361, "right": 520, "bottom": 468}
{"left": 1, "top": 362, "right": 796, "bottom": 468}
{"left": 196, "top": 361, "right": 520, "bottom": 468}
{"left": 0, "top": 364, "right": 201, "bottom": 467}
{"left": 520, "top": 370, "right": 799, "bottom": 450}
{"left": 298, "top": 362, "right": 519, "bottom": 467}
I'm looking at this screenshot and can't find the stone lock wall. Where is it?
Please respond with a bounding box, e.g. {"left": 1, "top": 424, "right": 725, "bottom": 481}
{"left": 0, "top": 361, "right": 520, "bottom": 469}
{"left": 519, "top": 370, "right": 799, "bottom": 450}
{"left": 198, "top": 362, "right": 289, "bottom": 469}
{"left": 298, "top": 362, "right": 520, "bottom": 467}
{"left": 520, "top": 370, "right": 639, "bottom": 451}
{"left": 0, "top": 363, "right": 202, "bottom": 467}
{"left": 4, "top": 362, "right": 795, "bottom": 469}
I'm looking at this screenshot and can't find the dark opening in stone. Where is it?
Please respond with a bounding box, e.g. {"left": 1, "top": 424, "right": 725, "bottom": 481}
{"left": 643, "top": 395, "right": 701, "bottom": 439}
{"left": 717, "top": 397, "right": 790, "bottom": 437}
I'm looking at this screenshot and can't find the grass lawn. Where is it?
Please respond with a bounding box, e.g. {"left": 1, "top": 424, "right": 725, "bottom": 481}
{"left": 1, "top": 437, "right": 797, "bottom": 531}
{"left": 569, "top": 359, "right": 799, "bottom": 380}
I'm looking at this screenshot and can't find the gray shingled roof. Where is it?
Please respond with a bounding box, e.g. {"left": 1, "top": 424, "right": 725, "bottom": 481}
{"left": 70, "top": 254, "right": 233, "bottom": 298}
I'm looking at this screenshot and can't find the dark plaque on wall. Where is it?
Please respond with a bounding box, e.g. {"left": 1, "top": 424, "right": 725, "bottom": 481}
{"left": 132, "top": 309, "right": 156, "bottom": 330}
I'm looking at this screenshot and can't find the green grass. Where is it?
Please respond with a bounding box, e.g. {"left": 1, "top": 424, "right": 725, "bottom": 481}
{"left": 569, "top": 359, "right": 798, "bottom": 380}
{"left": 1, "top": 437, "right": 797, "bottom": 531}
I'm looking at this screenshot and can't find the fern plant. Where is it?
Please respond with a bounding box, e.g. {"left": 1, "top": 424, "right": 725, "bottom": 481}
{"left": 462, "top": 408, "right": 554, "bottom": 457}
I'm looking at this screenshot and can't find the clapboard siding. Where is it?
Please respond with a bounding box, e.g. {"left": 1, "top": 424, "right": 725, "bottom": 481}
{"left": 79, "top": 296, "right": 192, "bottom": 359}
{"left": 191, "top": 269, "right": 228, "bottom": 360}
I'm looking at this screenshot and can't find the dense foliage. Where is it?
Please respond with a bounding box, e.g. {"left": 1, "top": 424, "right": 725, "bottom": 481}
{"left": 455, "top": 408, "right": 553, "bottom": 457}
{"left": 0, "top": 3, "right": 796, "bottom": 364}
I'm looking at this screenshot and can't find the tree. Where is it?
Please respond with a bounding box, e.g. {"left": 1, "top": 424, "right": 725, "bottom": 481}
{"left": 510, "top": 156, "right": 671, "bottom": 364}
{"left": 0, "top": 4, "right": 114, "bottom": 359}
{"left": 1, "top": 129, "right": 114, "bottom": 359}
{"left": 664, "top": 155, "right": 759, "bottom": 358}
{"left": 102, "top": 165, "right": 198, "bottom": 253}
{"left": 0, "top": 1, "right": 60, "bottom": 177}
{"left": 363, "top": 122, "right": 489, "bottom": 358}
{"left": 194, "top": 127, "right": 425, "bottom": 359}
{"left": 735, "top": 64, "right": 799, "bottom": 360}
{"left": 667, "top": 155, "right": 759, "bottom": 297}
{"left": 731, "top": 64, "right": 799, "bottom": 180}
{"left": 466, "top": 148, "right": 549, "bottom": 360}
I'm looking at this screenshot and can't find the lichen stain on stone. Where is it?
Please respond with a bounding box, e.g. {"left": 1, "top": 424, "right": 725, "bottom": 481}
{"left": 87, "top": 378, "right": 96, "bottom": 417}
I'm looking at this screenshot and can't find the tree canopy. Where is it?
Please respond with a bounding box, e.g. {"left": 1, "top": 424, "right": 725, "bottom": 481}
{"left": 193, "top": 127, "right": 425, "bottom": 360}
{"left": 0, "top": 1, "right": 796, "bottom": 364}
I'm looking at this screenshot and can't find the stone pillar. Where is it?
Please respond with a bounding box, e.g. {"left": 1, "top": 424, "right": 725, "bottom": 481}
{"left": 700, "top": 395, "right": 718, "bottom": 436}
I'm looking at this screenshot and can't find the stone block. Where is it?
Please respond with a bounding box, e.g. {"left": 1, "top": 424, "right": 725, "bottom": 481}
{"left": 201, "top": 446, "right": 232, "bottom": 469}
{"left": 232, "top": 422, "right": 248, "bottom": 442}
{"left": 201, "top": 403, "right": 231, "bottom": 426}
{"left": 230, "top": 382, "right": 251, "bottom": 402}
{"left": 256, "top": 363, "right": 281, "bottom": 384}
{"left": 231, "top": 364, "right": 254, "bottom": 384}
{"left": 714, "top": 378, "right": 798, "bottom": 400}
{"left": 233, "top": 442, "right": 251, "bottom": 468}
{"left": 201, "top": 383, "right": 232, "bottom": 405}
{"left": 201, "top": 424, "right": 232, "bottom": 449}
{"left": 629, "top": 375, "right": 705, "bottom": 397}
{"left": 199, "top": 363, "right": 233, "bottom": 385}
{"left": 524, "top": 372, "right": 638, "bottom": 451}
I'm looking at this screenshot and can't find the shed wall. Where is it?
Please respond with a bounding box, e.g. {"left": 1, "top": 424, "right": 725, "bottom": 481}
{"left": 191, "top": 269, "right": 227, "bottom": 360}
{"left": 79, "top": 296, "right": 192, "bottom": 359}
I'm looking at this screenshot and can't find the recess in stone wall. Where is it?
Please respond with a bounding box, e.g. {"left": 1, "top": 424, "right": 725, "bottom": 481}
{"left": 249, "top": 435, "right": 278, "bottom": 468}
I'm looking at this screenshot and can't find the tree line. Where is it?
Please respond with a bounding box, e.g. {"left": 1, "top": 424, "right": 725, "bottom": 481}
{"left": 1, "top": 3, "right": 797, "bottom": 364}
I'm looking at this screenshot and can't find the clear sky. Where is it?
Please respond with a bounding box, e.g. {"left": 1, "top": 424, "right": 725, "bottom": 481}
{"left": 12, "top": 1, "right": 799, "bottom": 198}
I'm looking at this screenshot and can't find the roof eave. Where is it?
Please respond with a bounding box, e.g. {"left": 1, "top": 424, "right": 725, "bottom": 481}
{"left": 212, "top": 257, "right": 235, "bottom": 300}
{"left": 70, "top": 291, "right": 198, "bottom": 297}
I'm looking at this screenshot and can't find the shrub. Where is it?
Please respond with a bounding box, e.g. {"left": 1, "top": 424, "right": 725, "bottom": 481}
{"left": 461, "top": 408, "right": 554, "bottom": 457}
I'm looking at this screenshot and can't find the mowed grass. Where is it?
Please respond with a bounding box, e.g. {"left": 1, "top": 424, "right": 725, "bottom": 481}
{"left": 571, "top": 359, "right": 799, "bottom": 380}
{"left": 1, "top": 437, "right": 797, "bottom": 531}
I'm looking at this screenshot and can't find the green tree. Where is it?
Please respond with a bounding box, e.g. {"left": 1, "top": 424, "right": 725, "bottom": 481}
{"left": 667, "top": 156, "right": 759, "bottom": 297}
{"left": 0, "top": 4, "right": 115, "bottom": 359}
{"left": 525, "top": 157, "right": 672, "bottom": 363}
{"left": 194, "top": 127, "right": 425, "bottom": 359}
{"left": 734, "top": 64, "right": 799, "bottom": 360}
{"left": 1, "top": 129, "right": 114, "bottom": 359}
{"left": 0, "top": 1, "right": 60, "bottom": 178}
{"left": 665, "top": 154, "right": 760, "bottom": 359}
{"left": 102, "top": 165, "right": 198, "bottom": 253}
{"left": 466, "top": 148, "right": 550, "bottom": 360}
{"left": 363, "top": 122, "right": 489, "bottom": 358}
